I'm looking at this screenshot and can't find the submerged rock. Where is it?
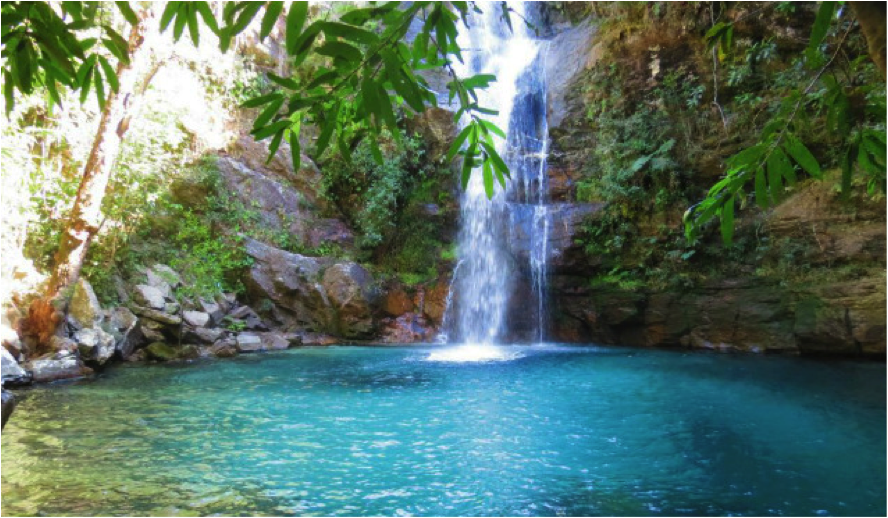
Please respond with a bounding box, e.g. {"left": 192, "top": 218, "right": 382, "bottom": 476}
{"left": 144, "top": 342, "right": 198, "bottom": 362}
{"left": 1, "top": 390, "right": 15, "bottom": 429}
{"left": 27, "top": 353, "right": 92, "bottom": 383}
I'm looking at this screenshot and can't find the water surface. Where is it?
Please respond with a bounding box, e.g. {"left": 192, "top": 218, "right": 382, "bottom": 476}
{"left": 2, "top": 345, "right": 885, "bottom": 516}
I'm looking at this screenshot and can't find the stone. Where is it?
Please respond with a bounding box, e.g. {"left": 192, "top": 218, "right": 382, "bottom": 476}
{"left": 423, "top": 280, "right": 450, "bottom": 325}
{"left": 104, "top": 307, "right": 142, "bottom": 359}
{"left": 140, "top": 322, "right": 165, "bottom": 342}
{"left": 235, "top": 333, "right": 263, "bottom": 353}
{"left": 227, "top": 306, "right": 267, "bottom": 331}
{"left": 260, "top": 333, "right": 290, "bottom": 351}
{"left": 164, "top": 302, "right": 181, "bottom": 315}
{"left": 186, "top": 327, "right": 224, "bottom": 345}
{"left": 210, "top": 339, "right": 238, "bottom": 358}
{"left": 147, "top": 264, "right": 182, "bottom": 289}
{"left": 2, "top": 347, "right": 30, "bottom": 386}
{"left": 321, "top": 262, "right": 378, "bottom": 338}
{"left": 133, "top": 285, "right": 166, "bottom": 310}
{"left": 183, "top": 310, "right": 210, "bottom": 328}
{"left": 132, "top": 305, "right": 182, "bottom": 326}
{"left": 2, "top": 390, "right": 15, "bottom": 429}
{"left": 198, "top": 299, "right": 224, "bottom": 325}
{"left": 144, "top": 342, "right": 178, "bottom": 362}
{"left": 27, "top": 353, "right": 92, "bottom": 383}
{"left": 69, "top": 278, "right": 102, "bottom": 328}
{"left": 73, "top": 327, "right": 116, "bottom": 365}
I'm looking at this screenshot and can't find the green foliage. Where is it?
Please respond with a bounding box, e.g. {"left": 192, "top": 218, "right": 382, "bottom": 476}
{"left": 685, "top": 3, "right": 887, "bottom": 244}
{"left": 3, "top": 1, "right": 516, "bottom": 194}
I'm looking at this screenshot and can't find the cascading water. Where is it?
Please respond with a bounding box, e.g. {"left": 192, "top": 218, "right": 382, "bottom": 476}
{"left": 434, "top": 2, "right": 550, "bottom": 359}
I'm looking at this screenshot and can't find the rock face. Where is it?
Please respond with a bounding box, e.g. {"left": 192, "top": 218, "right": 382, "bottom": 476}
{"left": 27, "top": 353, "right": 92, "bottom": 383}
{"left": 133, "top": 285, "right": 167, "bottom": 310}
{"left": 244, "top": 238, "right": 379, "bottom": 339}
{"left": 2, "top": 390, "right": 15, "bottom": 429}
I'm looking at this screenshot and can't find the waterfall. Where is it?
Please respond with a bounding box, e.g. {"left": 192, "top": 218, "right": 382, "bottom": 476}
{"left": 442, "top": 2, "right": 549, "bottom": 347}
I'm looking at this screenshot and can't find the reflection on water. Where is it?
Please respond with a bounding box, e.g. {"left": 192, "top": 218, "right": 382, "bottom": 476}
{"left": 2, "top": 345, "right": 885, "bottom": 517}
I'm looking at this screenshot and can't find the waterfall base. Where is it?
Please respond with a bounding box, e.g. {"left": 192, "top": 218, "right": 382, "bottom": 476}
{"left": 426, "top": 344, "right": 524, "bottom": 363}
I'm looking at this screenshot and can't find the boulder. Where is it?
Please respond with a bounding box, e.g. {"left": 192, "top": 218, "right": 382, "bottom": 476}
{"left": 235, "top": 333, "right": 263, "bottom": 352}
{"left": 133, "top": 285, "right": 167, "bottom": 310}
{"left": 164, "top": 302, "right": 181, "bottom": 315}
{"left": 198, "top": 299, "right": 224, "bottom": 325}
{"left": 103, "top": 307, "right": 142, "bottom": 359}
{"left": 147, "top": 264, "right": 182, "bottom": 292}
{"left": 383, "top": 288, "right": 414, "bottom": 317}
{"left": 2, "top": 347, "right": 30, "bottom": 386}
{"left": 2, "top": 390, "right": 15, "bottom": 428}
{"left": 140, "top": 321, "right": 166, "bottom": 342}
{"left": 210, "top": 338, "right": 238, "bottom": 358}
{"left": 27, "top": 353, "right": 92, "bottom": 383}
{"left": 183, "top": 310, "right": 210, "bottom": 328}
{"left": 73, "top": 327, "right": 116, "bottom": 365}
{"left": 260, "top": 332, "right": 290, "bottom": 351}
{"left": 227, "top": 306, "right": 267, "bottom": 331}
{"left": 185, "top": 326, "right": 224, "bottom": 345}
{"left": 144, "top": 342, "right": 198, "bottom": 362}
{"left": 69, "top": 278, "right": 102, "bottom": 328}
{"left": 321, "top": 262, "right": 378, "bottom": 338}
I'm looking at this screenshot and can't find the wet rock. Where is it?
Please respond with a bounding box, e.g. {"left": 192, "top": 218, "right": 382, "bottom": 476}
{"left": 380, "top": 313, "right": 437, "bottom": 343}
{"left": 545, "top": 21, "right": 598, "bottom": 129}
{"left": 183, "top": 311, "right": 210, "bottom": 328}
{"left": 2, "top": 390, "right": 15, "bottom": 429}
{"left": 2, "top": 347, "right": 30, "bottom": 386}
{"left": 210, "top": 338, "right": 238, "bottom": 358}
{"left": 27, "top": 353, "right": 92, "bottom": 383}
{"left": 322, "top": 263, "right": 378, "bottom": 338}
{"left": 144, "top": 342, "right": 197, "bottom": 362}
{"left": 423, "top": 280, "right": 450, "bottom": 325}
{"left": 507, "top": 202, "right": 603, "bottom": 273}
{"left": 133, "top": 285, "right": 166, "bottom": 310}
{"left": 261, "top": 333, "right": 290, "bottom": 350}
{"left": 69, "top": 278, "right": 102, "bottom": 328}
{"left": 140, "top": 321, "right": 166, "bottom": 343}
{"left": 73, "top": 327, "right": 116, "bottom": 365}
{"left": 293, "top": 332, "right": 339, "bottom": 346}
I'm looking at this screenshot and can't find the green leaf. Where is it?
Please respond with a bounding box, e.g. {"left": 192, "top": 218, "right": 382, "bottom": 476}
{"left": 98, "top": 56, "right": 118, "bottom": 92}
{"left": 446, "top": 124, "right": 474, "bottom": 163}
{"left": 481, "top": 141, "right": 509, "bottom": 179}
{"left": 251, "top": 119, "right": 291, "bottom": 140}
{"left": 479, "top": 119, "right": 506, "bottom": 139}
{"left": 461, "top": 144, "right": 476, "bottom": 189}
{"left": 160, "top": 2, "right": 179, "bottom": 32}
{"left": 102, "top": 37, "right": 129, "bottom": 64}
{"left": 267, "top": 72, "right": 299, "bottom": 90}
{"left": 319, "top": 21, "right": 379, "bottom": 45}
{"left": 290, "top": 130, "right": 302, "bottom": 173}
{"left": 726, "top": 144, "right": 765, "bottom": 168}
{"left": 173, "top": 3, "right": 189, "bottom": 41}
{"left": 187, "top": 7, "right": 200, "bottom": 46}
{"left": 267, "top": 130, "right": 284, "bottom": 164}
{"left": 482, "top": 159, "right": 494, "bottom": 198}
{"left": 754, "top": 167, "right": 769, "bottom": 209}
{"left": 115, "top": 2, "right": 139, "bottom": 25}
{"left": 252, "top": 96, "right": 285, "bottom": 130}
{"left": 260, "top": 2, "right": 284, "bottom": 41}
{"left": 719, "top": 195, "right": 735, "bottom": 246}
{"left": 315, "top": 101, "right": 341, "bottom": 156}
{"left": 807, "top": 1, "right": 836, "bottom": 56}
{"left": 784, "top": 136, "right": 822, "bottom": 179}
{"left": 316, "top": 41, "right": 362, "bottom": 62}
{"left": 242, "top": 92, "right": 282, "bottom": 108}
{"left": 767, "top": 152, "right": 784, "bottom": 204}
{"left": 285, "top": 2, "right": 309, "bottom": 55}
{"left": 770, "top": 147, "right": 796, "bottom": 187}
{"left": 194, "top": 2, "right": 219, "bottom": 34}
{"left": 231, "top": 2, "right": 262, "bottom": 35}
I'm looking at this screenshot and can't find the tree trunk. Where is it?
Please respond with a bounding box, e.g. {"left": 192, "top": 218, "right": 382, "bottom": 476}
{"left": 850, "top": 2, "right": 887, "bottom": 81}
{"left": 21, "top": 12, "right": 157, "bottom": 353}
